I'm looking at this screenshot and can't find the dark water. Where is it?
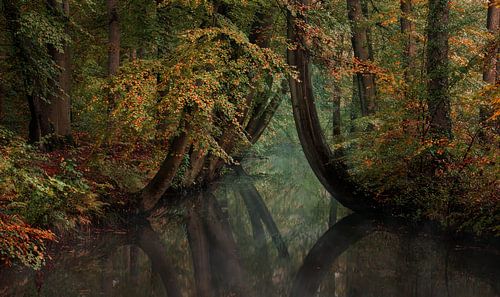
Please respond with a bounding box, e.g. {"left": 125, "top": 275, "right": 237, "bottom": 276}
{"left": 1, "top": 145, "right": 499, "bottom": 297}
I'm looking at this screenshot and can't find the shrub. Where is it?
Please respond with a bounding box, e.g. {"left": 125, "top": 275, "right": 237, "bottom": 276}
{"left": 0, "top": 214, "right": 55, "bottom": 270}
{"left": 0, "top": 127, "right": 104, "bottom": 230}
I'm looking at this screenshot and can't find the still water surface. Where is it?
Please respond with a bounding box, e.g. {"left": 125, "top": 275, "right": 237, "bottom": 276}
{"left": 1, "top": 144, "right": 498, "bottom": 297}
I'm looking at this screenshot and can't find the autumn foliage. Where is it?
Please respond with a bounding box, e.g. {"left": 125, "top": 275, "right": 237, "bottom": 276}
{"left": 0, "top": 214, "right": 55, "bottom": 269}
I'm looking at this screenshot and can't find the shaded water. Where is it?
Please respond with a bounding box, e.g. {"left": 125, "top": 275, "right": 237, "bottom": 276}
{"left": 1, "top": 144, "right": 498, "bottom": 297}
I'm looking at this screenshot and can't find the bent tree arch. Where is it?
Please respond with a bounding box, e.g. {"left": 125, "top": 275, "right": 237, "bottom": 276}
{"left": 291, "top": 213, "right": 500, "bottom": 297}
{"left": 290, "top": 213, "right": 375, "bottom": 297}
{"left": 286, "top": 1, "right": 376, "bottom": 212}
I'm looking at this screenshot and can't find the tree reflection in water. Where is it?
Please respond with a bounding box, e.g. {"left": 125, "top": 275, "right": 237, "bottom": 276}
{"left": 0, "top": 170, "right": 498, "bottom": 297}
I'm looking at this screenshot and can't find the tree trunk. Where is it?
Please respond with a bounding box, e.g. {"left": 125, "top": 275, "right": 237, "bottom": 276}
{"left": 107, "top": 0, "right": 120, "bottom": 76}
{"left": 5, "top": 0, "right": 71, "bottom": 147}
{"left": 483, "top": 0, "right": 500, "bottom": 84}
{"left": 287, "top": 1, "right": 375, "bottom": 213}
{"left": 27, "top": 95, "right": 42, "bottom": 144}
{"left": 347, "top": 0, "right": 377, "bottom": 116}
{"left": 480, "top": 0, "right": 500, "bottom": 135}
{"left": 332, "top": 81, "right": 342, "bottom": 138}
{"left": 139, "top": 127, "right": 190, "bottom": 212}
{"left": 426, "top": 0, "right": 452, "bottom": 139}
{"left": 46, "top": 0, "right": 72, "bottom": 143}
{"left": 193, "top": 10, "right": 279, "bottom": 184}
{"left": 182, "top": 145, "right": 208, "bottom": 186}
{"left": 245, "top": 82, "right": 285, "bottom": 144}
{"left": 400, "top": 0, "right": 416, "bottom": 80}
{"left": 0, "top": 83, "right": 3, "bottom": 123}
{"left": 349, "top": 75, "right": 360, "bottom": 132}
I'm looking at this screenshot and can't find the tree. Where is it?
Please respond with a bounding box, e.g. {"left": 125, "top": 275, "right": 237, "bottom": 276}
{"left": 400, "top": 0, "right": 416, "bottom": 81}
{"left": 3, "top": 0, "right": 71, "bottom": 148}
{"left": 107, "top": 0, "right": 120, "bottom": 77}
{"left": 483, "top": 0, "right": 500, "bottom": 84}
{"left": 480, "top": 0, "right": 499, "bottom": 135}
{"left": 45, "top": 0, "right": 72, "bottom": 144}
{"left": 135, "top": 5, "right": 287, "bottom": 212}
{"left": 426, "top": 0, "right": 452, "bottom": 139}
{"left": 287, "top": 0, "right": 375, "bottom": 213}
{"left": 347, "top": 0, "right": 377, "bottom": 116}
{"left": 139, "top": 120, "right": 191, "bottom": 211}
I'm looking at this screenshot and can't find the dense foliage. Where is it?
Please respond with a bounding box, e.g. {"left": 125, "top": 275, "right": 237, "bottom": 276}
{"left": 0, "top": 213, "right": 55, "bottom": 269}
{"left": 0, "top": 0, "right": 498, "bottom": 268}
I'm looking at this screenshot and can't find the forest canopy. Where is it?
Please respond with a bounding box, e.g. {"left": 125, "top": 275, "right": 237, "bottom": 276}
{"left": 0, "top": 0, "right": 498, "bottom": 268}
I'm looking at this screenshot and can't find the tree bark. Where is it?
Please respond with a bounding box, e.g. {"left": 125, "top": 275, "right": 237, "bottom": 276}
{"left": 347, "top": 0, "right": 377, "bottom": 116}
{"left": 332, "top": 81, "right": 342, "bottom": 138}
{"left": 46, "top": 0, "right": 72, "bottom": 142}
{"left": 139, "top": 127, "right": 190, "bottom": 212}
{"left": 27, "top": 95, "right": 44, "bottom": 145}
{"left": 182, "top": 145, "right": 208, "bottom": 187}
{"left": 245, "top": 83, "right": 285, "bottom": 144}
{"left": 426, "top": 0, "right": 452, "bottom": 139}
{"left": 107, "top": 0, "right": 120, "bottom": 76}
{"left": 193, "top": 9, "right": 280, "bottom": 184}
{"left": 287, "top": 1, "right": 375, "bottom": 213}
{"left": 5, "top": 0, "right": 71, "bottom": 147}
{"left": 400, "top": 0, "right": 416, "bottom": 80}
{"left": 480, "top": 0, "right": 500, "bottom": 135}
{"left": 0, "top": 83, "right": 3, "bottom": 123}
{"left": 350, "top": 74, "right": 360, "bottom": 132}
{"left": 483, "top": 0, "right": 500, "bottom": 84}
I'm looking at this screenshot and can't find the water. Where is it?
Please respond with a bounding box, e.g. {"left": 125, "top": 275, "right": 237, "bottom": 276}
{"left": 0, "top": 144, "right": 498, "bottom": 297}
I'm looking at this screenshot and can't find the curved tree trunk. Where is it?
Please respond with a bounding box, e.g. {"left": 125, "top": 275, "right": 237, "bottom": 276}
{"left": 188, "top": 9, "right": 282, "bottom": 186}
{"left": 139, "top": 126, "right": 190, "bottom": 212}
{"left": 291, "top": 213, "right": 374, "bottom": 297}
{"left": 286, "top": 1, "right": 375, "bottom": 213}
